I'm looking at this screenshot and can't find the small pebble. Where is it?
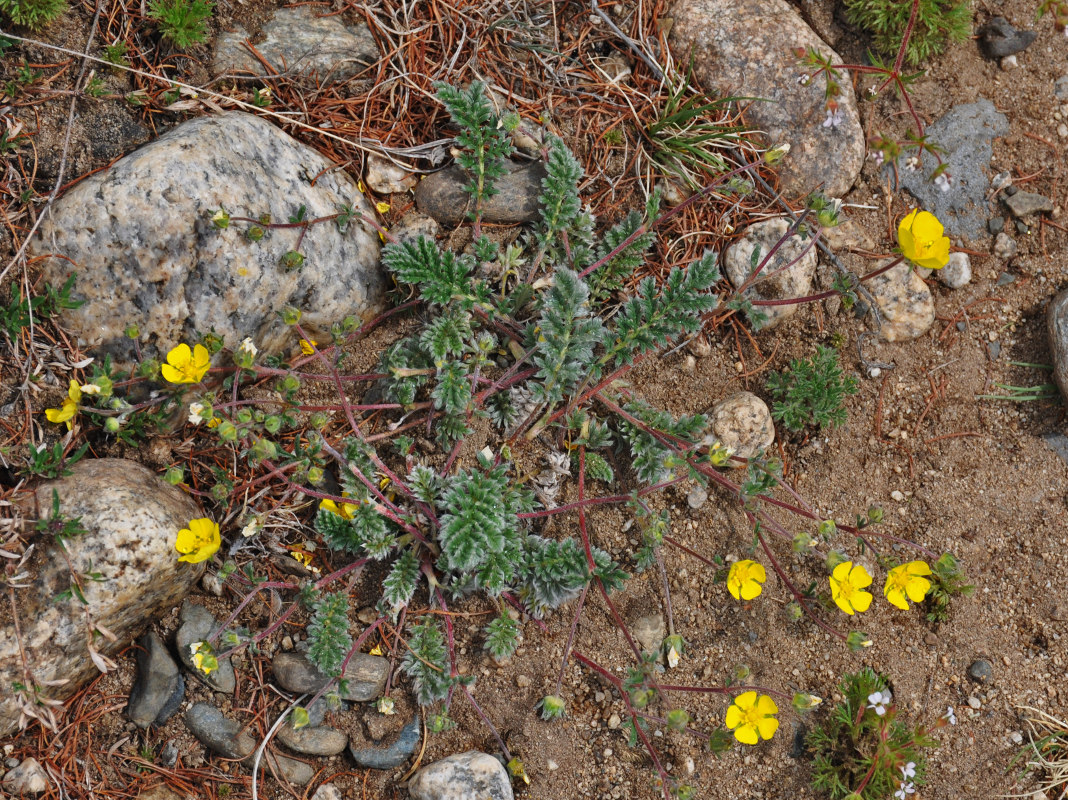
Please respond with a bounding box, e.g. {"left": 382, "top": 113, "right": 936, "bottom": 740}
{"left": 548, "top": 760, "right": 559, "bottom": 771}
{"left": 996, "top": 271, "right": 1016, "bottom": 286}
{"left": 924, "top": 632, "right": 939, "bottom": 646}
{"left": 1059, "top": 123, "right": 1068, "bottom": 139}
{"left": 1016, "top": 221, "right": 1029, "bottom": 235}
{"left": 968, "top": 659, "right": 994, "bottom": 684}
{"left": 968, "top": 696, "right": 982, "bottom": 710}
{"left": 890, "top": 490, "right": 905, "bottom": 502}
{"left": 868, "top": 366, "right": 881, "bottom": 379}
{"left": 1000, "top": 55, "right": 1018, "bottom": 69}
{"left": 608, "top": 713, "right": 621, "bottom": 729}
{"left": 516, "top": 675, "right": 532, "bottom": 688}
{"left": 1010, "top": 731, "right": 1024, "bottom": 745}
{"left": 988, "top": 217, "right": 1005, "bottom": 234}
{"left": 281, "top": 635, "right": 293, "bottom": 651}
{"left": 687, "top": 486, "right": 708, "bottom": 509}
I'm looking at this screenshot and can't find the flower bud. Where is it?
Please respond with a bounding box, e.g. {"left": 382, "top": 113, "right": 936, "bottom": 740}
{"left": 103, "top": 417, "right": 121, "bottom": 433}
{"left": 264, "top": 415, "right": 282, "bottom": 434}
{"left": 846, "top": 631, "right": 873, "bottom": 651}
{"left": 666, "top": 709, "right": 690, "bottom": 731}
{"left": 792, "top": 692, "right": 823, "bottom": 712}
{"left": 281, "top": 307, "right": 302, "bottom": 325}
{"left": 164, "top": 466, "right": 185, "bottom": 485}
{"left": 307, "top": 466, "right": 325, "bottom": 486}
{"left": 210, "top": 208, "right": 230, "bottom": 229}
{"left": 216, "top": 419, "right": 238, "bottom": 442}
{"left": 125, "top": 324, "right": 140, "bottom": 339}
{"left": 281, "top": 250, "right": 305, "bottom": 272}
{"left": 538, "top": 695, "right": 566, "bottom": 720}
{"left": 825, "top": 550, "right": 849, "bottom": 571}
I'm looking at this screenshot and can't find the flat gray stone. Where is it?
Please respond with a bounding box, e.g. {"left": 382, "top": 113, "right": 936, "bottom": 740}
{"left": 32, "top": 112, "right": 386, "bottom": 365}
{"left": 349, "top": 718, "right": 420, "bottom": 769}
{"left": 277, "top": 723, "right": 348, "bottom": 756}
{"left": 213, "top": 7, "right": 379, "bottom": 86}
{"left": 668, "top": 0, "right": 865, "bottom": 197}
{"left": 1004, "top": 190, "right": 1054, "bottom": 219}
{"left": 184, "top": 703, "right": 315, "bottom": 786}
{"left": 175, "top": 603, "right": 236, "bottom": 694}
{"left": 127, "top": 632, "right": 184, "bottom": 728}
{"left": 415, "top": 161, "right": 546, "bottom": 227}
{"left": 272, "top": 651, "right": 388, "bottom": 701}
{"left": 0, "top": 460, "right": 203, "bottom": 737}
{"left": 978, "top": 17, "right": 1037, "bottom": 58}
{"left": 408, "top": 751, "right": 514, "bottom": 800}
{"left": 893, "top": 100, "right": 1009, "bottom": 243}
{"left": 725, "top": 217, "right": 818, "bottom": 329}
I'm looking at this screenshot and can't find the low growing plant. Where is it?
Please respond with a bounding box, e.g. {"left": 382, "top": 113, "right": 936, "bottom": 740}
{"left": 842, "top": 0, "right": 971, "bottom": 65}
{"left": 0, "top": 0, "right": 66, "bottom": 30}
{"left": 147, "top": 0, "right": 213, "bottom": 49}
{"left": 767, "top": 344, "right": 858, "bottom": 432}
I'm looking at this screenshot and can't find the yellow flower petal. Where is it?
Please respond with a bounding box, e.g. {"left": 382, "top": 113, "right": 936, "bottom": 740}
{"left": 756, "top": 716, "right": 779, "bottom": 740}
{"left": 850, "top": 563, "right": 873, "bottom": 589}
{"left": 734, "top": 691, "right": 757, "bottom": 710}
{"left": 725, "top": 704, "right": 743, "bottom": 729}
{"left": 162, "top": 343, "right": 212, "bottom": 384}
{"left": 734, "top": 724, "right": 759, "bottom": 745}
{"left": 175, "top": 517, "right": 221, "bottom": 563}
{"left": 756, "top": 695, "right": 778, "bottom": 715}
{"left": 851, "top": 588, "right": 873, "bottom": 613}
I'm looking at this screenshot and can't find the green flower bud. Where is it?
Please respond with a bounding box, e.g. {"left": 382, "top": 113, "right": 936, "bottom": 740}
{"left": 792, "top": 531, "right": 815, "bottom": 553}
{"left": 825, "top": 550, "right": 848, "bottom": 571}
{"left": 264, "top": 415, "right": 282, "bottom": 434}
{"left": 236, "top": 408, "right": 253, "bottom": 424}
{"left": 164, "top": 466, "right": 185, "bottom": 485}
{"left": 138, "top": 358, "right": 160, "bottom": 379}
{"left": 281, "top": 307, "right": 302, "bottom": 325}
{"left": 867, "top": 506, "right": 884, "bottom": 524}
{"left": 734, "top": 663, "right": 750, "bottom": 682}
{"left": 216, "top": 419, "right": 238, "bottom": 442}
{"left": 210, "top": 207, "right": 230, "bottom": 229}
{"left": 246, "top": 225, "right": 265, "bottom": 242}
{"left": 817, "top": 519, "right": 837, "bottom": 538}
{"left": 103, "top": 417, "right": 120, "bottom": 433}
{"left": 308, "top": 412, "right": 330, "bottom": 430}
{"left": 280, "top": 375, "right": 301, "bottom": 393}
{"left": 251, "top": 438, "right": 277, "bottom": 461}
{"left": 537, "top": 695, "right": 566, "bottom": 720}
{"left": 376, "top": 696, "right": 395, "bottom": 716}
{"left": 201, "top": 332, "right": 224, "bottom": 355}
{"left": 846, "top": 631, "right": 873, "bottom": 651}
{"left": 281, "top": 250, "right": 305, "bottom": 272}
{"left": 666, "top": 709, "right": 690, "bottom": 731}
{"left": 211, "top": 482, "right": 231, "bottom": 502}
{"left": 124, "top": 324, "right": 140, "bottom": 339}
{"left": 792, "top": 692, "right": 822, "bottom": 712}
{"left": 307, "top": 466, "right": 325, "bottom": 485}
{"left": 786, "top": 601, "right": 803, "bottom": 622}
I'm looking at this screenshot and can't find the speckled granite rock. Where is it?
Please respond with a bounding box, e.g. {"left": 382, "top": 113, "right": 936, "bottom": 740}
{"left": 702, "top": 392, "right": 775, "bottom": 466}
{"left": 0, "top": 459, "right": 203, "bottom": 737}
{"left": 415, "top": 161, "right": 547, "bottom": 227}
{"left": 668, "top": 0, "right": 864, "bottom": 197}
{"left": 725, "top": 217, "right": 817, "bottom": 328}
{"left": 213, "top": 6, "right": 379, "bottom": 86}
{"left": 365, "top": 154, "right": 417, "bottom": 195}
{"left": 1046, "top": 288, "right": 1068, "bottom": 401}
{"left": 408, "top": 751, "right": 514, "bottom": 800}
{"left": 183, "top": 703, "right": 314, "bottom": 786}
{"left": 271, "top": 650, "right": 388, "bottom": 701}
{"left": 894, "top": 101, "right": 1008, "bottom": 243}
{"left": 32, "top": 112, "right": 385, "bottom": 365}
{"left": 863, "top": 261, "right": 935, "bottom": 341}
{"left": 938, "top": 252, "right": 972, "bottom": 289}
{"left": 175, "top": 602, "right": 237, "bottom": 694}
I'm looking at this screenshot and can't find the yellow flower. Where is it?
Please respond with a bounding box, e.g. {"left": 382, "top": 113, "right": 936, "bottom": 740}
{"left": 897, "top": 209, "right": 950, "bottom": 270}
{"left": 727, "top": 559, "right": 766, "bottom": 601}
{"left": 161, "top": 343, "right": 211, "bottom": 384}
{"left": 175, "top": 517, "right": 221, "bottom": 563}
{"left": 299, "top": 338, "right": 317, "bottom": 356}
{"left": 725, "top": 691, "right": 779, "bottom": 745}
{"left": 883, "top": 560, "right": 933, "bottom": 610}
{"left": 189, "top": 641, "right": 218, "bottom": 674}
{"left": 375, "top": 201, "right": 391, "bottom": 214}
{"left": 319, "top": 496, "right": 358, "bottom": 519}
{"left": 829, "top": 561, "right": 874, "bottom": 615}
{"left": 45, "top": 380, "right": 81, "bottom": 430}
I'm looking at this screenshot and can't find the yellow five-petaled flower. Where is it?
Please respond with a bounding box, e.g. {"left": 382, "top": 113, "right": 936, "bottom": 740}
{"left": 884, "top": 560, "right": 933, "bottom": 610}
{"left": 175, "top": 517, "right": 221, "bottom": 563}
{"left": 162, "top": 343, "right": 211, "bottom": 384}
{"left": 45, "top": 380, "right": 82, "bottom": 430}
{"left": 829, "top": 561, "right": 874, "bottom": 615}
{"left": 727, "top": 559, "right": 766, "bottom": 601}
{"left": 319, "top": 496, "right": 359, "bottom": 519}
{"left": 897, "top": 209, "right": 951, "bottom": 270}
{"left": 725, "top": 691, "right": 779, "bottom": 745}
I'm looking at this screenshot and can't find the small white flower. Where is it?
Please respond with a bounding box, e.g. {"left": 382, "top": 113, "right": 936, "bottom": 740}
{"left": 241, "top": 518, "right": 262, "bottom": 538}
{"left": 80, "top": 383, "right": 101, "bottom": 395}
{"left": 901, "top": 761, "right": 916, "bottom": 779}
{"left": 894, "top": 782, "right": 916, "bottom": 800}
{"left": 867, "top": 690, "right": 892, "bottom": 716}
{"left": 238, "top": 337, "right": 258, "bottom": 357}
{"left": 867, "top": 86, "right": 878, "bottom": 98}
{"left": 667, "top": 644, "right": 680, "bottom": 668}
{"left": 188, "top": 402, "right": 205, "bottom": 425}
{"left": 797, "top": 74, "right": 811, "bottom": 86}
{"left": 905, "top": 156, "right": 921, "bottom": 172}
{"left": 823, "top": 108, "right": 843, "bottom": 129}
{"left": 945, "top": 705, "right": 958, "bottom": 725}
{"left": 934, "top": 173, "right": 952, "bottom": 193}
{"left": 871, "top": 150, "right": 886, "bottom": 168}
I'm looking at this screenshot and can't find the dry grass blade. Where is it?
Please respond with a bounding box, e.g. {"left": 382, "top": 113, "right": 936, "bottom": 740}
{"left": 1002, "top": 706, "right": 1068, "bottom": 799}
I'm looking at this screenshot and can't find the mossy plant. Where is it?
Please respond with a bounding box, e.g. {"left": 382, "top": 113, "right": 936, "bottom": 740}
{"left": 147, "top": 0, "right": 213, "bottom": 49}
{"left": 842, "top": 0, "right": 971, "bottom": 65}
{"left": 767, "top": 345, "right": 858, "bottom": 432}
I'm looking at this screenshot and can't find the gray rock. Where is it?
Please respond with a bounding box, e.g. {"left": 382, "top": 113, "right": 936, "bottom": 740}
{"left": 632, "top": 615, "right": 666, "bottom": 654}
{"left": 408, "top": 751, "right": 514, "bottom": 800}
{"left": 938, "top": 252, "right": 972, "bottom": 289}
{"left": 349, "top": 718, "right": 421, "bottom": 769}
{"left": 994, "top": 232, "right": 1018, "bottom": 259}
{"left": 703, "top": 392, "right": 775, "bottom": 466}
{"left": 127, "top": 632, "right": 184, "bottom": 728}
{"left": 988, "top": 216, "right": 1005, "bottom": 234}
{"left": 32, "top": 112, "right": 385, "bottom": 365}
{"left": 862, "top": 261, "right": 935, "bottom": 341}
{"left": 391, "top": 211, "right": 441, "bottom": 246}
{"left": 0, "top": 460, "right": 203, "bottom": 737}
{"left": 725, "top": 217, "right": 818, "bottom": 329}
{"left": 1004, "top": 191, "right": 1054, "bottom": 219}
{"left": 213, "top": 6, "right": 378, "bottom": 86}
{"left": 158, "top": 741, "right": 179, "bottom": 768}
{"left": 415, "top": 161, "right": 546, "bottom": 227}
{"left": 894, "top": 101, "right": 1009, "bottom": 242}
{"left": 967, "top": 659, "right": 993, "bottom": 684}
{"left": 277, "top": 723, "right": 348, "bottom": 756}
{"left": 184, "top": 703, "right": 315, "bottom": 786}
{"left": 978, "top": 17, "right": 1037, "bottom": 58}
{"left": 365, "top": 154, "right": 417, "bottom": 195}
{"left": 1057, "top": 75, "right": 1068, "bottom": 102}
{"left": 2, "top": 758, "right": 49, "bottom": 795}
{"left": 1042, "top": 432, "right": 1068, "bottom": 465}
{"left": 668, "top": 0, "right": 864, "bottom": 197}
{"left": 272, "top": 651, "right": 388, "bottom": 701}
{"left": 176, "top": 602, "right": 237, "bottom": 694}
{"left": 1047, "top": 288, "right": 1068, "bottom": 401}
{"left": 686, "top": 486, "right": 708, "bottom": 509}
